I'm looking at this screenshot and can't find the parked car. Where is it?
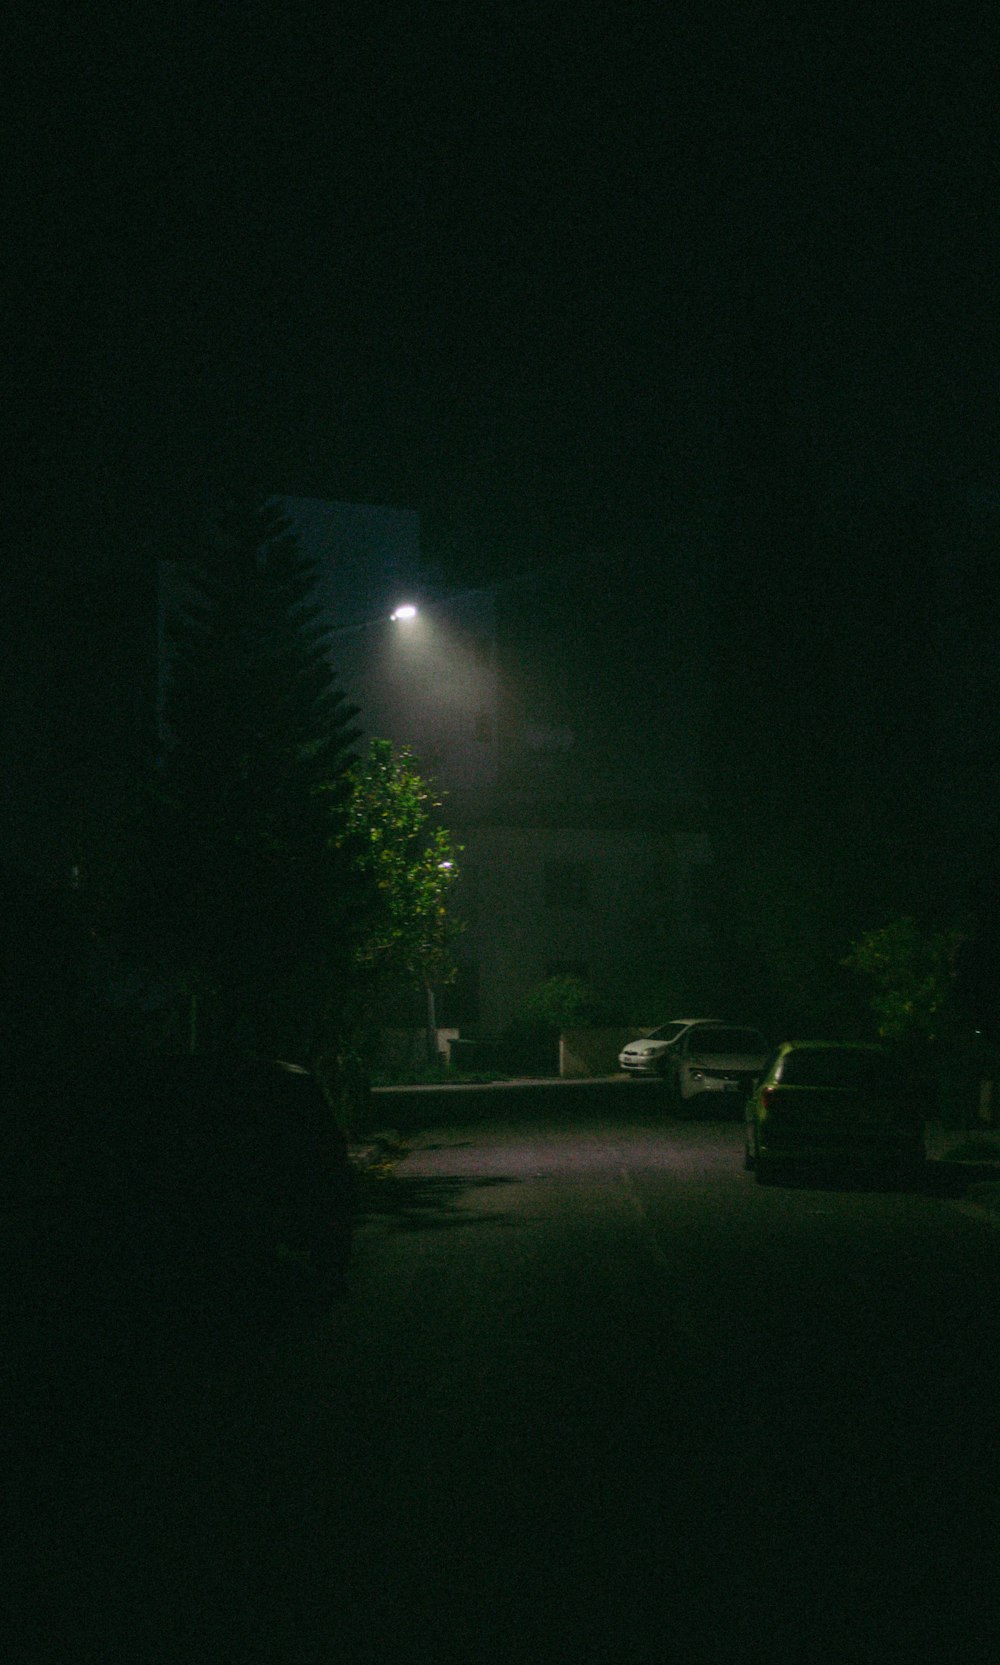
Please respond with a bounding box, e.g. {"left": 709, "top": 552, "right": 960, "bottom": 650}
{"left": 618, "top": 1018, "right": 727, "bottom": 1077}
{"left": 137, "top": 1052, "right": 355, "bottom": 1299}
{"left": 670, "top": 1023, "right": 769, "bottom": 1107}
{"left": 66, "top": 1050, "right": 354, "bottom": 1308}
{"left": 744, "top": 1041, "right": 928, "bottom": 1185}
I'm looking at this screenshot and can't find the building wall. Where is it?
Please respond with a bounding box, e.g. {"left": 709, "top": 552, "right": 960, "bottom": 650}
{"left": 285, "top": 498, "right": 715, "bottom": 1036}
{"left": 449, "top": 821, "right": 696, "bottom": 1033}
{"left": 343, "top": 589, "right": 500, "bottom": 795}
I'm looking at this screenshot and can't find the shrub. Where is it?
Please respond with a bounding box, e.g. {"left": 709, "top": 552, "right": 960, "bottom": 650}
{"left": 512, "top": 975, "right": 619, "bottom": 1036}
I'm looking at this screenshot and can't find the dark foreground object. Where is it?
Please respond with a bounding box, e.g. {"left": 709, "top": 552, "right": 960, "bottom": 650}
{"left": 11, "top": 1103, "right": 1000, "bottom": 1664}
{"left": 7, "top": 1048, "right": 353, "bottom": 1297}
{"left": 7, "top": 1050, "right": 355, "bottom": 1663}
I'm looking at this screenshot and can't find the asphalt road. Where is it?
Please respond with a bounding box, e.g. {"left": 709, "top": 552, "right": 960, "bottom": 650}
{"left": 17, "top": 1106, "right": 1000, "bottom": 1664}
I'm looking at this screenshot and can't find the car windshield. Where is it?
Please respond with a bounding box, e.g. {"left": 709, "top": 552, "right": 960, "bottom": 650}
{"left": 646, "top": 1023, "right": 686, "bottom": 1043}
{"left": 687, "top": 1027, "right": 765, "bottom": 1054}
{"left": 778, "top": 1048, "right": 903, "bottom": 1091}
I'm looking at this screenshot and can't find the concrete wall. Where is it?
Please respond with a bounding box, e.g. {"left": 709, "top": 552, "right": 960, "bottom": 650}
{"left": 451, "top": 822, "right": 683, "bottom": 1033}
{"left": 373, "top": 1028, "right": 459, "bottom": 1074}
{"left": 560, "top": 1028, "right": 632, "bottom": 1078}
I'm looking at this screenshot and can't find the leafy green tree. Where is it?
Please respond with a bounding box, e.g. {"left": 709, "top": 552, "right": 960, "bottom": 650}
{"left": 842, "top": 915, "right": 970, "bottom": 1049}
{"left": 144, "top": 496, "right": 366, "bottom": 1059}
{"left": 341, "top": 740, "right": 462, "bottom": 1061}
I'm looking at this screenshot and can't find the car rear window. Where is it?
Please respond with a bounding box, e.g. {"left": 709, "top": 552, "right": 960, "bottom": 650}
{"left": 688, "top": 1027, "right": 765, "bottom": 1054}
{"left": 778, "top": 1049, "right": 903, "bottom": 1092}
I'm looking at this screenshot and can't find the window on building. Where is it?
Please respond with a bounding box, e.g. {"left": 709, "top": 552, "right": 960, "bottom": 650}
{"left": 544, "top": 859, "right": 590, "bottom": 909}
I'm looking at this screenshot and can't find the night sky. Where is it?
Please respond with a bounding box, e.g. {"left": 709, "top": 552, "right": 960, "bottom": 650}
{"left": 13, "top": 5, "right": 997, "bottom": 556}
{"left": 6, "top": 2, "right": 999, "bottom": 896}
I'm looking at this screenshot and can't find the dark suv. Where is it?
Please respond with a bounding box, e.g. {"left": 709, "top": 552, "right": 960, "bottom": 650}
{"left": 744, "top": 1041, "right": 928, "bottom": 1185}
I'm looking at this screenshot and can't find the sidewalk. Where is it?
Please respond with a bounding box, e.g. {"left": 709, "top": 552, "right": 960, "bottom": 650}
{"left": 926, "top": 1122, "right": 1000, "bottom": 1228}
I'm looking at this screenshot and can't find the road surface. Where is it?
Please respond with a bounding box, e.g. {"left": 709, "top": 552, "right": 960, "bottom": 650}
{"left": 18, "top": 1108, "right": 1000, "bottom": 1663}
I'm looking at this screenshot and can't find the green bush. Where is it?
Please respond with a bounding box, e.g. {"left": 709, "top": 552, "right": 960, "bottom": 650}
{"left": 512, "top": 975, "right": 618, "bottom": 1036}
{"left": 842, "top": 915, "right": 969, "bottom": 1048}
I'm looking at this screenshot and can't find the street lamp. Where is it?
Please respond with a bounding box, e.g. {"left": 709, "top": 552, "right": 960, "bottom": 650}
{"left": 390, "top": 603, "right": 418, "bottom": 622}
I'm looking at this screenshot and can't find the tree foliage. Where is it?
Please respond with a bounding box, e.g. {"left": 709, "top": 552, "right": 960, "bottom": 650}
{"left": 145, "top": 496, "right": 366, "bottom": 1057}
{"left": 342, "top": 739, "right": 462, "bottom": 1012}
{"left": 842, "top": 915, "right": 970, "bottom": 1047}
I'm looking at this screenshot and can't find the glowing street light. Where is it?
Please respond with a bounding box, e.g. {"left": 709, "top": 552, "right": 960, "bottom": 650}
{"left": 390, "top": 603, "right": 418, "bottom": 622}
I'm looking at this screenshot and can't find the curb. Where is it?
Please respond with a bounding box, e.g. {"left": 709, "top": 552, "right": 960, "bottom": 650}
{"left": 953, "top": 1180, "right": 1000, "bottom": 1230}
{"left": 925, "top": 1124, "right": 1000, "bottom": 1228}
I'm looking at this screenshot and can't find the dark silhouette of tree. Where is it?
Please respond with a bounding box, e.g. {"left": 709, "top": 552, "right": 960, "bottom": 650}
{"left": 148, "top": 496, "right": 366, "bottom": 1059}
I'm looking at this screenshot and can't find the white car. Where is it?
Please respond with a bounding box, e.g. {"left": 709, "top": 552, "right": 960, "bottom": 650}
{"left": 618, "top": 1018, "right": 726, "bottom": 1078}
{"left": 671, "top": 1023, "right": 769, "bottom": 1106}
{"left": 620, "top": 1019, "right": 768, "bottom": 1107}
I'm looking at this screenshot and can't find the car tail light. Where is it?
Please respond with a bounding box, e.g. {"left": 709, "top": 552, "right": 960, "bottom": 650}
{"left": 759, "top": 1085, "right": 778, "bottom": 1110}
